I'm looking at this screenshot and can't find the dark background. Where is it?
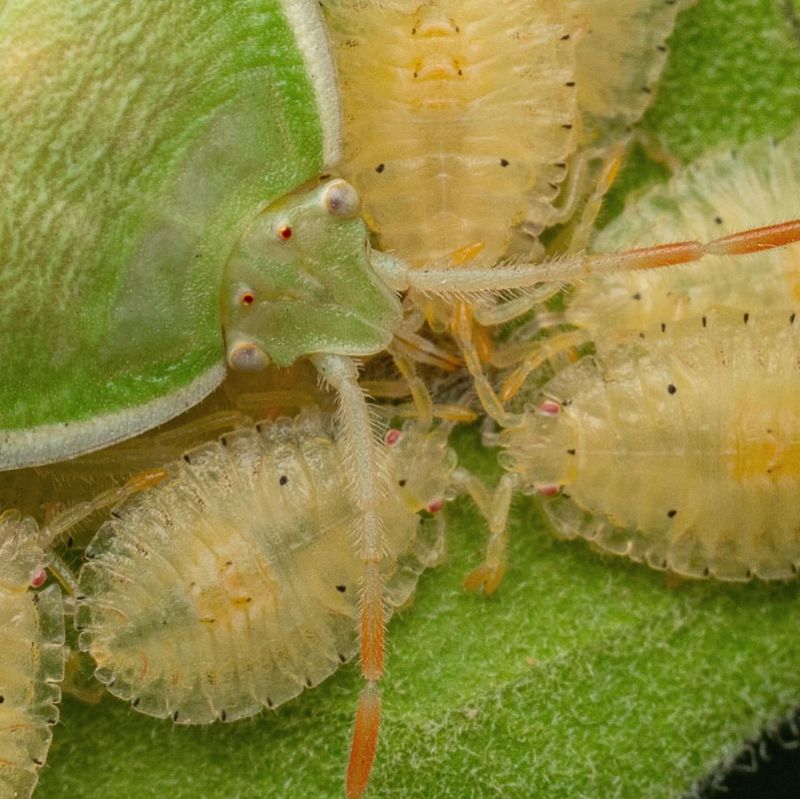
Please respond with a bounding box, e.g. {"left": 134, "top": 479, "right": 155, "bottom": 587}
{"left": 696, "top": 709, "right": 800, "bottom": 799}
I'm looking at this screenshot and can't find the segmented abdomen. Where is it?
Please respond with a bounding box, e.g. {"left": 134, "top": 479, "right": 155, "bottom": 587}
{"left": 0, "top": 515, "right": 64, "bottom": 799}
{"left": 76, "top": 415, "right": 440, "bottom": 723}
{"left": 569, "top": 132, "right": 800, "bottom": 334}
{"left": 325, "top": 0, "right": 577, "bottom": 265}
{"left": 501, "top": 311, "right": 800, "bottom": 580}
{"left": 567, "top": 0, "right": 694, "bottom": 144}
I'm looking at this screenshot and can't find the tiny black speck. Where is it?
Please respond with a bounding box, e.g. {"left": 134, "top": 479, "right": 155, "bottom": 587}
{"left": 500, "top": 158, "right": 510, "bottom": 167}
{"left": 567, "top": 449, "right": 576, "bottom": 456}
{"left": 667, "top": 509, "right": 677, "bottom": 518}
{"left": 336, "top": 585, "right": 347, "bottom": 593}
{"left": 279, "top": 475, "right": 288, "bottom": 486}
{"left": 632, "top": 293, "right": 641, "bottom": 301}
{"left": 398, "top": 478, "right": 407, "bottom": 487}
{"left": 667, "top": 384, "right": 677, "bottom": 395}
{"left": 375, "top": 163, "right": 385, "bottom": 173}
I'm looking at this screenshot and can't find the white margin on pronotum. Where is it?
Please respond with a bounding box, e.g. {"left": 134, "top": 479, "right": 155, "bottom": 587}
{"left": 0, "top": 363, "right": 227, "bottom": 471}
{"left": 281, "top": 0, "right": 343, "bottom": 167}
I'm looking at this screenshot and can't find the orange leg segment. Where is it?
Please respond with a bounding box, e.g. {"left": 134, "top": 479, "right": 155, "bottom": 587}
{"left": 347, "top": 559, "right": 384, "bottom": 798}
{"left": 585, "top": 219, "right": 800, "bottom": 272}
{"left": 704, "top": 219, "right": 800, "bottom": 255}
{"left": 404, "top": 218, "right": 800, "bottom": 294}
{"left": 347, "top": 682, "right": 382, "bottom": 799}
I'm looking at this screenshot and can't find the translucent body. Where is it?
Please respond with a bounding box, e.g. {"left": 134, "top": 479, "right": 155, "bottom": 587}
{"left": 324, "top": 0, "right": 576, "bottom": 265}
{"left": 0, "top": 516, "right": 64, "bottom": 799}
{"left": 566, "top": 0, "right": 698, "bottom": 146}
{"left": 76, "top": 415, "right": 454, "bottom": 723}
{"left": 568, "top": 131, "right": 800, "bottom": 334}
{"left": 323, "top": 0, "right": 691, "bottom": 266}
{"left": 500, "top": 310, "right": 800, "bottom": 581}
{"left": 0, "top": 366, "right": 329, "bottom": 526}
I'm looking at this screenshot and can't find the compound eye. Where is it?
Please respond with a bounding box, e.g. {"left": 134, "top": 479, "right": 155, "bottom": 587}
{"left": 538, "top": 400, "right": 562, "bottom": 417}
{"left": 384, "top": 429, "right": 402, "bottom": 446}
{"left": 536, "top": 483, "right": 561, "bottom": 497}
{"left": 277, "top": 224, "right": 293, "bottom": 241}
{"left": 322, "top": 179, "right": 360, "bottom": 219}
{"left": 238, "top": 289, "right": 256, "bottom": 307}
{"left": 29, "top": 567, "right": 47, "bottom": 588}
{"left": 227, "top": 341, "right": 270, "bottom": 373}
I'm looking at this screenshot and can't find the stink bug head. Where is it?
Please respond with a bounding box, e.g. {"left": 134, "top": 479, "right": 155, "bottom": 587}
{"left": 222, "top": 179, "right": 402, "bottom": 370}
{"left": 384, "top": 424, "right": 458, "bottom": 514}
{"left": 0, "top": 0, "right": 342, "bottom": 470}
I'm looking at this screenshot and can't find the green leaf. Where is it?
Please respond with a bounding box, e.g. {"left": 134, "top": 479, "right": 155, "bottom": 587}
{"left": 37, "top": 2, "right": 800, "bottom": 798}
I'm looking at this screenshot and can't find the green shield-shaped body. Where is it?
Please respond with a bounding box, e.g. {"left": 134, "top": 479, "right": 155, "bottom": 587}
{"left": 0, "top": 0, "right": 340, "bottom": 469}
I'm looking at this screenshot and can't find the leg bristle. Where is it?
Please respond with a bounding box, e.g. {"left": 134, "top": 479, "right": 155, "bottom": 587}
{"left": 346, "top": 682, "right": 381, "bottom": 799}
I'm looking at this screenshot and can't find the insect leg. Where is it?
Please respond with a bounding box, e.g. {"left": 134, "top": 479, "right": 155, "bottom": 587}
{"left": 391, "top": 329, "right": 463, "bottom": 372}
{"left": 452, "top": 304, "right": 520, "bottom": 427}
{"left": 41, "top": 468, "right": 167, "bottom": 548}
{"left": 472, "top": 285, "right": 562, "bottom": 328}
{"left": 455, "top": 471, "right": 516, "bottom": 595}
{"left": 310, "top": 354, "right": 387, "bottom": 799}
{"left": 499, "top": 329, "right": 592, "bottom": 403}
{"left": 544, "top": 143, "right": 626, "bottom": 252}
{"left": 387, "top": 345, "right": 434, "bottom": 430}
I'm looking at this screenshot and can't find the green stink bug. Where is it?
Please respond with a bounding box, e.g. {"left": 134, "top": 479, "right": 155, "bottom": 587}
{"left": 6, "top": 4, "right": 800, "bottom": 797}
{"left": 0, "top": 0, "right": 341, "bottom": 468}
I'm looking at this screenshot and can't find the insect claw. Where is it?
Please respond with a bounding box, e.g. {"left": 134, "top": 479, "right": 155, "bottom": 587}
{"left": 463, "top": 563, "right": 507, "bottom": 595}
